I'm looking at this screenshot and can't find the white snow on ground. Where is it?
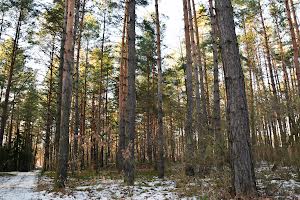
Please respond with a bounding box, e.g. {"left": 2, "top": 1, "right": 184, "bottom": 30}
{"left": 1, "top": 165, "right": 299, "bottom": 199}
{"left": 0, "top": 171, "right": 39, "bottom": 200}
{"left": 34, "top": 177, "right": 183, "bottom": 200}
{"left": 0, "top": 171, "right": 189, "bottom": 200}
{"left": 256, "top": 162, "right": 300, "bottom": 199}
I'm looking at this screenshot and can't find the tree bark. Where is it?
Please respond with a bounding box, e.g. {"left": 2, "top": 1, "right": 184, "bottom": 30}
{"left": 55, "top": 0, "right": 68, "bottom": 169}
{"left": 208, "top": 0, "right": 223, "bottom": 167}
{"left": 117, "top": 1, "right": 128, "bottom": 171}
{"left": 155, "top": 0, "right": 164, "bottom": 179}
{"left": 182, "top": 0, "right": 195, "bottom": 176}
{"left": 189, "top": 0, "right": 201, "bottom": 149}
{"left": 57, "top": 0, "right": 75, "bottom": 188}
{"left": 190, "top": 0, "right": 207, "bottom": 172}
{"left": 215, "top": 0, "right": 257, "bottom": 196}
{"left": 123, "top": 0, "right": 136, "bottom": 186}
{"left": 289, "top": 0, "right": 300, "bottom": 47}
{"left": 191, "top": 0, "right": 208, "bottom": 131}
{"left": 284, "top": 0, "right": 300, "bottom": 95}
{"left": 73, "top": 0, "right": 86, "bottom": 171}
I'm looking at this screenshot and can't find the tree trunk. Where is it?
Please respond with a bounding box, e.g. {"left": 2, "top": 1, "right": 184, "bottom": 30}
{"left": 55, "top": 0, "right": 68, "bottom": 169}
{"left": 146, "top": 59, "right": 152, "bottom": 163}
{"left": 117, "top": 1, "right": 128, "bottom": 171}
{"left": 44, "top": 37, "right": 55, "bottom": 171}
{"left": 0, "top": 0, "right": 5, "bottom": 40}
{"left": 182, "top": 0, "right": 195, "bottom": 176}
{"left": 189, "top": 0, "right": 201, "bottom": 146}
{"left": 189, "top": 0, "right": 206, "bottom": 171}
{"left": 284, "top": 0, "right": 300, "bottom": 95}
{"left": 155, "top": 0, "right": 164, "bottom": 179}
{"left": 0, "top": 11, "right": 22, "bottom": 146}
{"left": 57, "top": 0, "right": 75, "bottom": 188}
{"left": 123, "top": 0, "right": 136, "bottom": 186}
{"left": 73, "top": 0, "right": 86, "bottom": 171}
{"left": 289, "top": 0, "right": 300, "bottom": 47}
{"left": 208, "top": 0, "right": 223, "bottom": 167}
{"left": 80, "top": 40, "right": 89, "bottom": 170}
{"left": 259, "top": 1, "right": 288, "bottom": 149}
{"left": 191, "top": 0, "right": 208, "bottom": 131}
{"left": 7, "top": 95, "right": 16, "bottom": 150}
{"left": 215, "top": 0, "right": 257, "bottom": 196}
{"left": 273, "top": 12, "right": 298, "bottom": 145}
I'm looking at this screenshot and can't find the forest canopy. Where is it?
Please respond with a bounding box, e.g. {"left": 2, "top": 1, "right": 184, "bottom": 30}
{"left": 0, "top": 0, "right": 300, "bottom": 199}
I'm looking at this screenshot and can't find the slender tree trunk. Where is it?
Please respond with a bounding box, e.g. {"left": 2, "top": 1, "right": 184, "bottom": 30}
{"left": 274, "top": 14, "right": 297, "bottom": 145}
{"left": 155, "top": 0, "right": 164, "bottom": 178}
{"left": 146, "top": 59, "right": 152, "bottom": 163}
{"left": 259, "top": 1, "right": 288, "bottom": 149}
{"left": 208, "top": 0, "right": 223, "bottom": 167}
{"left": 0, "top": 1, "right": 5, "bottom": 40}
{"left": 73, "top": 0, "right": 86, "bottom": 171}
{"left": 189, "top": 0, "right": 205, "bottom": 171}
{"left": 0, "top": 11, "right": 22, "bottom": 146}
{"left": 284, "top": 0, "right": 300, "bottom": 95}
{"left": 182, "top": 0, "right": 195, "bottom": 176}
{"left": 7, "top": 95, "right": 15, "bottom": 150}
{"left": 105, "top": 62, "right": 110, "bottom": 165}
{"left": 99, "top": 11, "right": 107, "bottom": 170}
{"left": 80, "top": 40, "right": 88, "bottom": 170}
{"left": 117, "top": 1, "right": 128, "bottom": 171}
{"left": 289, "top": 0, "right": 300, "bottom": 47}
{"left": 215, "top": 0, "right": 257, "bottom": 196}
{"left": 191, "top": 0, "right": 208, "bottom": 130}
{"left": 242, "top": 17, "right": 257, "bottom": 157}
{"left": 189, "top": 0, "right": 201, "bottom": 145}
{"left": 57, "top": 0, "right": 75, "bottom": 188}
{"left": 44, "top": 37, "right": 55, "bottom": 171}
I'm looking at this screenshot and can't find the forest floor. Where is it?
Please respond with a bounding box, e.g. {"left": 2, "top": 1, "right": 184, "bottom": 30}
{"left": 0, "top": 162, "right": 300, "bottom": 199}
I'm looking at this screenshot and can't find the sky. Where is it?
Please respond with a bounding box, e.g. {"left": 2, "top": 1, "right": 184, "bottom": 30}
{"left": 139, "top": 0, "right": 207, "bottom": 54}
{"left": 139, "top": 0, "right": 184, "bottom": 53}
{"left": 22, "top": 0, "right": 206, "bottom": 83}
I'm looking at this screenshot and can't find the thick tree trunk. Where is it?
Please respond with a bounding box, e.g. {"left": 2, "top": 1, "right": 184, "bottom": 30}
{"left": 55, "top": 0, "right": 68, "bottom": 169}
{"left": 123, "top": 0, "right": 136, "bottom": 186}
{"left": 57, "top": 0, "right": 75, "bottom": 188}
{"left": 182, "top": 0, "right": 195, "bottom": 176}
{"left": 215, "top": 0, "right": 257, "bottom": 196}
{"left": 155, "top": 0, "right": 164, "bottom": 179}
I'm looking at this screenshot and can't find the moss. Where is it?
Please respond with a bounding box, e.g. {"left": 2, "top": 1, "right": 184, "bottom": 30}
{"left": 0, "top": 172, "right": 16, "bottom": 176}
{"left": 43, "top": 171, "right": 56, "bottom": 179}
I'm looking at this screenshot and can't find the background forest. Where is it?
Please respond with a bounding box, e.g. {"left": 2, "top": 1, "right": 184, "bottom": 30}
{"left": 0, "top": 0, "right": 300, "bottom": 199}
